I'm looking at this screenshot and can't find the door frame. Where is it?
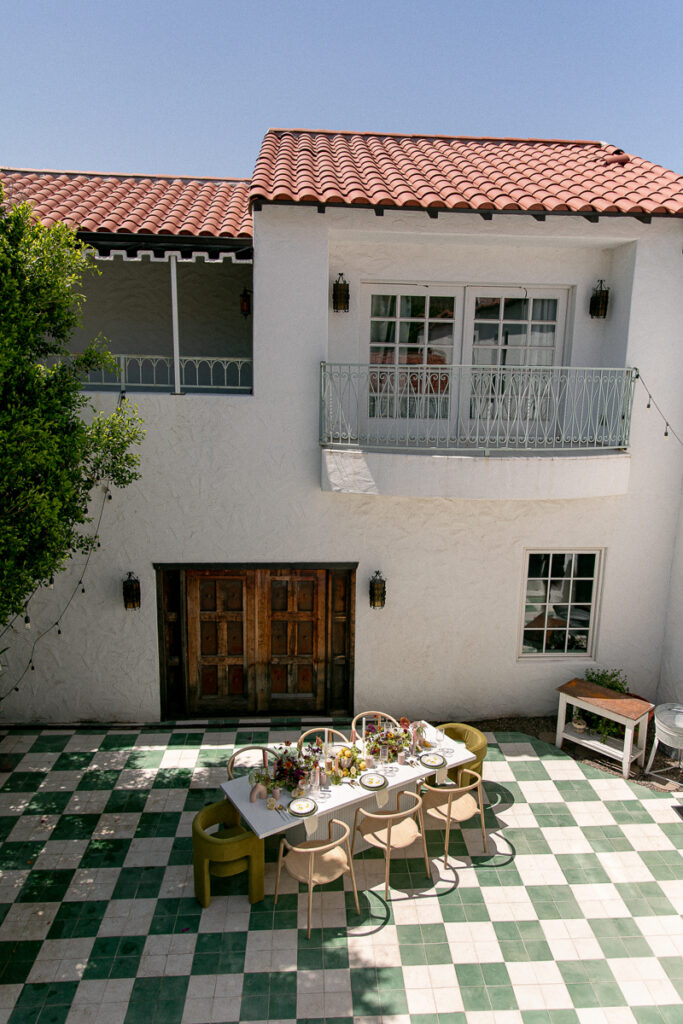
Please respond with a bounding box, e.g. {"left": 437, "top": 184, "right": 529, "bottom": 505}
{"left": 155, "top": 562, "right": 357, "bottom": 719}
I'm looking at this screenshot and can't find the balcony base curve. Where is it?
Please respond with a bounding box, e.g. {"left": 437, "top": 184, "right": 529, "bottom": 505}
{"left": 321, "top": 448, "right": 631, "bottom": 500}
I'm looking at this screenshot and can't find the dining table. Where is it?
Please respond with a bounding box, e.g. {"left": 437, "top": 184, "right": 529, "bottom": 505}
{"left": 220, "top": 721, "right": 476, "bottom": 841}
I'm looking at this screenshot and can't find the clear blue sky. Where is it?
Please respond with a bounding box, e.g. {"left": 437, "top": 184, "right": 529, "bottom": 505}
{"left": 4, "top": 0, "right": 682, "bottom": 178}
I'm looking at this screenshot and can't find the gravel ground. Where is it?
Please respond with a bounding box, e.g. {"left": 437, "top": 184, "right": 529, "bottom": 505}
{"left": 470, "top": 714, "right": 683, "bottom": 793}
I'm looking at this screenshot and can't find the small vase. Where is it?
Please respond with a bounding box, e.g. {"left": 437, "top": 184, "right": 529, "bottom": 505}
{"left": 572, "top": 717, "right": 588, "bottom": 733}
{"left": 249, "top": 783, "right": 268, "bottom": 802}
{"left": 271, "top": 786, "right": 281, "bottom": 800}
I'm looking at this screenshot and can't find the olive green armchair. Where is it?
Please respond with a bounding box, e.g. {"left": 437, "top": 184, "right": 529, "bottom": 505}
{"left": 192, "top": 799, "right": 264, "bottom": 907}
{"left": 436, "top": 722, "right": 488, "bottom": 780}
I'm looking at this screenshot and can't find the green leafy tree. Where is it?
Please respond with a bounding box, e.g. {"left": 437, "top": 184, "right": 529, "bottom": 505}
{"left": 0, "top": 188, "right": 144, "bottom": 625}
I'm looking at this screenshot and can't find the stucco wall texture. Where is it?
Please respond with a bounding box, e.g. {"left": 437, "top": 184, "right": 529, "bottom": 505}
{"left": 3, "top": 206, "right": 682, "bottom": 723}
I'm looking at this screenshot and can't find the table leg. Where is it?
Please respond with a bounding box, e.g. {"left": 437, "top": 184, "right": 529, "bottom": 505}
{"left": 645, "top": 736, "right": 659, "bottom": 774}
{"left": 635, "top": 718, "right": 647, "bottom": 767}
{"left": 555, "top": 695, "right": 568, "bottom": 750}
{"left": 622, "top": 722, "right": 635, "bottom": 778}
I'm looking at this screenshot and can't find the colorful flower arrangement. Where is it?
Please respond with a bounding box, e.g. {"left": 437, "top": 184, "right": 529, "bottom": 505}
{"left": 250, "top": 740, "right": 319, "bottom": 794}
{"left": 327, "top": 745, "right": 367, "bottom": 784}
{"left": 363, "top": 723, "right": 410, "bottom": 761}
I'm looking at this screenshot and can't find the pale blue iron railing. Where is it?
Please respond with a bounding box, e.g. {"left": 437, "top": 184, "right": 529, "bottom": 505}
{"left": 320, "top": 363, "right": 636, "bottom": 452}
{"left": 84, "top": 354, "right": 253, "bottom": 393}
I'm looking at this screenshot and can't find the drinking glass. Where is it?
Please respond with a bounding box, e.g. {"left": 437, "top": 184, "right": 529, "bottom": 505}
{"left": 379, "top": 744, "right": 389, "bottom": 774}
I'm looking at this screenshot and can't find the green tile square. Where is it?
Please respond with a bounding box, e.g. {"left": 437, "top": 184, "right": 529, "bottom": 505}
{"left": 604, "top": 800, "right": 654, "bottom": 825}
{"left": 9, "top": 981, "right": 79, "bottom": 1023}
{"left": 380, "top": 987, "right": 409, "bottom": 1014}
{"left": 152, "top": 769, "right": 192, "bottom": 788}
{"left": 1, "top": 772, "right": 45, "bottom": 792}
{"left": 400, "top": 944, "right": 428, "bottom": 965}
{"left": 99, "top": 734, "right": 137, "bottom": 751}
{"left": 555, "top": 779, "right": 601, "bottom": 801}
{"left": 17, "top": 869, "right": 74, "bottom": 903}
{"left": 51, "top": 813, "right": 101, "bottom": 841}
{"left": 125, "top": 750, "right": 164, "bottom": 769}
{"left": 582, "top": 824, "right": 633, "bottom": 853}
{"left": 239, "top": 994, "right": 270, "bottom": 1021}
{"left": 134, "top": 812, "right": 180, "bottom": 838}
{"left": 84, "top": 935, "right": 145, "bottom": 979}
{"left": 112, "top": 866, "right": 165, "bottom": 900}
{"left": 0, "top": 841, "right": 45, "bottom": 870}
{"left": 455, "top": 963, "right": 484, "bottom": 987}
{"left": 104, "top": 789, "right": 149, "bottom": 813}
{"left": 196, "top": 749, "right": 231, "bottom": 767}
{"left": 528, "top": 803, "right": 577, "bottom": 827}
{"left": 507, "top": 760, "right": 550, "bottom": 780}
{"left": 0, "top": 816, "right": 14, "bottom": 840}
{"left": 640, "top": 849, "right": 683, "bottom": 881}
{"left": 77, "top": 770, "right": 121, "bottom": 790}
{"left": 30, "top": 734, "right": 72, "bottom": 753}
{"left": 0, "top": 940, "right": 43, "bottom": 984}
{"left": 168, "top": 732, "right": 203, "bottom": 747}
{"left": 124, "top": 976, "right": 188, "bottom": 1024}
{"left": 397, "top": 924, "right": 423, "bottom": 944}
{"left": 460, "top": 986, "right": 492, "bottom": 1011}
{"left": 615, "top": 880, "right": 676, "bottom": 917}
{"left": 80, "top": 838, "right": 131, "bottom": 868}
{"left": 52, "top": 752, "right": 94, "bottom": 771}
{"left": 556, "top": 852, "right": 610, "bottom": 885}
{"left": 502, "top": 827, "right": 552, "bottom": 855}
{"left": 420, "top": 922, "right": 447, "bottom": 944}
{"left": 297, "top": 947, "right": 323, "bottom": 970}
{"left": 150, "top": 897, "right": 202, "bottom": 935}
{"left": 168, "top": 836, "right": 193, "bottom": 866}
{"left": 183, "top": 788, "right": 219, "bottom": 811}
{"left": 24, "top": 791, "right": 72, "bottom": 815}
{"left": 47, "top": 900, "right": 108, "bottom": 939}
{"left": 489, "top": 985, "right": 518, "bottom": 1010}
{"left": 527, "top": 884, "right": 583, "bottom": 920}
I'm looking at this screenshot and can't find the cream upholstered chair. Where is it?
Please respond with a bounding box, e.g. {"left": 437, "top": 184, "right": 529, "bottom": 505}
{"left": 297, "top": 727, "right": 350, "bottom": 752}
{"left": 275, "top": 818, "right": 360, "bottom": 938}
{"left": 421, "top": 767, "right": 487, "bottom": 866}
{"left": 352, "top": 790, "right": 430, "bottom": 898}
{"left": 227, "top": 745, "right": 279, "bottom": 779}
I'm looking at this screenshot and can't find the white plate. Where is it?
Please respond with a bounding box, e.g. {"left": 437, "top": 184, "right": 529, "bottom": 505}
{"left": 287, "top": 797, "right": 318, "bottom": 817}
{"left": 360, "top": 772, "right": 388, "bottom": 790}
{"left": 419, "top": 752, "right": 446, "bottom": 768}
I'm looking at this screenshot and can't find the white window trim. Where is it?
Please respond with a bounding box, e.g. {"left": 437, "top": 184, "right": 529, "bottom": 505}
{"left": 518, "top": 547, "right": 604, "bottom": 660}
{"left": 463, "top": 286, "right": 569, "bottom": 368}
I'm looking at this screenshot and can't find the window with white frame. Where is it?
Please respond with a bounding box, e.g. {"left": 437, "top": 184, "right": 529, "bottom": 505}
{"left": 368, "top": 290, "right": 456, "bottom": 418}
{"left": 521, "top": 551, "right": 601, "bottom": 656}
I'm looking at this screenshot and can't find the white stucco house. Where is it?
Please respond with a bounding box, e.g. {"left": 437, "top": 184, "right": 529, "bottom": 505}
{"left": 2, "top": 130, "right": 682, "bottom": 724}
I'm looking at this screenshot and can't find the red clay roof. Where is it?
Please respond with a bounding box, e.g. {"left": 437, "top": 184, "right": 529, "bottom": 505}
{"left": 0, "top": 168, "right": 253, "bottom": 238}
{"left": 250, "top": 130, "right": 683, "bottom": 216}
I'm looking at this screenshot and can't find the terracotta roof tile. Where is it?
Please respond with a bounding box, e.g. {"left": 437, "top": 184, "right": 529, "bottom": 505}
{"left": 0, "top": 169, "right": 253, "bottom": 238}
{"left": 251, "top": 130, "right": 683, "bottom": 216}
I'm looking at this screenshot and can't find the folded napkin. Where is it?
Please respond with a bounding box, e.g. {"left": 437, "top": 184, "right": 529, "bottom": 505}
{"left": 303, "top": 814, "right": 319, "bottom": 838}
{"left": 436, "top": 766, "right": 448, "bottom": 784}
{"left": 375, "top": 789, "right": 389, "bottom": 809}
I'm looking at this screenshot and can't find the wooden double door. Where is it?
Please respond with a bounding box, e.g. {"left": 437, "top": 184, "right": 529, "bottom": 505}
{"left": 158, "top": 566, "right": 354, "bottom": 717}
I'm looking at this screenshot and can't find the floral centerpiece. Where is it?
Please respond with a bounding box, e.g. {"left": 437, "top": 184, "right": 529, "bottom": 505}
{"left": 250, "top": 741, "right": 318, "bottom": 795}
{"left": 363, "top": 722, "right": 410, "bottom": 761}
{"left": 328, "top": 745, "right": 367, "bottom": 784}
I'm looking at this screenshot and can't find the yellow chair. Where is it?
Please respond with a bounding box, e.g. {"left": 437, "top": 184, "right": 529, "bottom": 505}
{"left": 421, "top": 768, "right": 487, "bottom": 866}
{"left": 352, "top": 790, "right": 430, "bottom": 899}
{"left": 275, "top": 818, "right": 360, "bottom": 938}
{"left": 192, "top": 799, "right": 264, "bottom": 907}
{"left": 437, "top": 722, "right": 488, "bottom": 779}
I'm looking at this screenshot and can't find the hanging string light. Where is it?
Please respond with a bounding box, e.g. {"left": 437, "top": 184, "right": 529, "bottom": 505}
{"left": 635, "top": 371, "right": 682, "bottom": 446}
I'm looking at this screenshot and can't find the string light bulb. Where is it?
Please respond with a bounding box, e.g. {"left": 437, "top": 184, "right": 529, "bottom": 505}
{"left": 24, "top": 611, "right": 31, "bottom": 629}
{"left": 646, "top": 395, "right": 652, "bottom": 409}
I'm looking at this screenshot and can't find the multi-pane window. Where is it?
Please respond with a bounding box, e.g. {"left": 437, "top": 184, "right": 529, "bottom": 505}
{"left": 472, "top": 296, "right": 559, "bottom": 368}
{"left": 521, "top": 551, "right": 600, "bottom": 656}
{"left": 369, "top": 292, "right": 455, "bottom": 418}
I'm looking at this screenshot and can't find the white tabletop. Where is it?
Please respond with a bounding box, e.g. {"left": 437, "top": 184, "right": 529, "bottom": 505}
{"left": 220, "top": 727, "right": 475, "bottom": 839}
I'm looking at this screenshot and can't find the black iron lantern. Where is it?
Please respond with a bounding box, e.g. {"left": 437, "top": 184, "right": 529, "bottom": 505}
{"left": 589, "top": 280, "right": 609, "bottom": 319}
{"left": 332, "top": 272, "right": 350, "bottom": 312}
{"left": 240, "top": 288, "right": 251, "bottom": 318}
{"left": 369, "top": 570, "right": 386, "bottom": 609}
{"left": 122, "top": 572, "right": 141, "bottom": 610}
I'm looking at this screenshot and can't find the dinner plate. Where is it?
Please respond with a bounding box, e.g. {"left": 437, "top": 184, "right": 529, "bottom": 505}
{"left": 360, "top": 772, "right": 388, "bottom": 790}
{"left": 419, "top": 752, "right": 446, "bottom": 768}
{"left": 287, "top": 797, "right": 318, "bottom": 817}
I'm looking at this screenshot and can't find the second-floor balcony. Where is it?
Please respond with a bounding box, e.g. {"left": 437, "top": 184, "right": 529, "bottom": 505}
{"left": 320, "top": 363, "right": 636, "bottom": 454}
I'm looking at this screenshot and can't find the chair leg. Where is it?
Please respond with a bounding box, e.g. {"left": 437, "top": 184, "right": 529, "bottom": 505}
{"left": 345, "top": 838, "right": 360, "bottom": 915}
{"left": 307, "top": 883, "right": 313, "bottom": 940}
{"left": 193, "top": 855, "right": 212, "bottom": 908}
{"left": 480, "top": 808, "right": 487, "bottom": 854}
{"left": 274, "top": 841, "right": 284, "bottom": 906}
{"left": 384, "top": 847, "right": 391, "bottom": 900}
{"left": 418, "top": 807, "right": 430, "bottom": 879}
{"left": 444, "top": 817, "right": 451, "bottom": 868}
{"left": 248, "top": 849, "right": 265, "bottom": 904}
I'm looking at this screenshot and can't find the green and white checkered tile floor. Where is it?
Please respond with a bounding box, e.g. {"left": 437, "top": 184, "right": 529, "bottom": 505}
{"left": 0, "top": 721, "right": 681, "bottom": 1024}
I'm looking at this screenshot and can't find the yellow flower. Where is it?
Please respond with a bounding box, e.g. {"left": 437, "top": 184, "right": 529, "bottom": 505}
{"left": 359, "top": 761, "right": 366, "bottom": 770}
{"left": 342, "top": 769, "right": 349, "bottom": 776}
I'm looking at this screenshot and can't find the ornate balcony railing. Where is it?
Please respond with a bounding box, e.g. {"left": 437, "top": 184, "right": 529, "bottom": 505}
{"left": 320, "top": 363, "right": 636, "bottom": 453}
{"left": 84, "top": 354, "right": 253, "bottom": 393}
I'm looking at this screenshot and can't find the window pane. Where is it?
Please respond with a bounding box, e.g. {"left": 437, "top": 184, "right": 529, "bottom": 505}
{"left": 576, "top": 553, "right": 596, "bottom": 577}
{"left": 399, "top": 347, "right": 422, "bottom": 365}
{"left": 503, "top": 297, "right": 528, "bottom": 320}
{"left": 567, "top": 630, "right": 589, "bottom": 651}
{"left": 371, "top": 321, "right": 395, "bottom": 344}
{"left": 474, "top": 322, "right": 499, "bottom": 345}
{"left": 532, "top": 298, "right": 557, "bottom": 321}
{"left": 523, "top": 629, "right": 545, "bottom": 651}
{"left": 371, "top": 295, "right": 395, "bottom": 317}
{"left": 429, "top": 296, "right": 455, "bottom": 319}
{"left": 473, "top": 348, "right": 498, "bottom": 366}
{"left": 400, "top": 295, "right": 425, "bottom": 318}
{"left": 528, "top": 553, "right": 549, "bottom": 578}
{"left": 428, "top": 321, "right": 454, "bottom": 345}
{"left": 530, "top": 324, "right": 556, "bottom": 347}
{"left": 502, "top": 323, "right": 527, "bottom": 346}
{"left": 475, "top": 297, "right": 500, "bottom": 319}
{"left": 571, "top": 578, "right": 594, "bottom": 603}
{"left": 370, "top": 347, "right": 395, "bottom": 364}
{"left": 399, "top": 322, "right": 425, "bottom": 346}
{"left": 527, "top": 349, "right": 553, "bottom": 366}
{"left": 551, "top": 552, "right": 571, "bottom": 577}
{"left": 426, "top": 345, "right": 449, "bottom": 365}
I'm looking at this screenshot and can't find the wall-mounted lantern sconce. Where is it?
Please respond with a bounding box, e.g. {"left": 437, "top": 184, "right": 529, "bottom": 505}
{"left": 240, "top": 288, "right": 252, "bottom": 318}
{"left": 369, "top": 570, "right": 386, "bottom": 609}
{"left": 589, "top": 280, "right": 610, "bottom": 319}
{"left": 332, "top": 272, "right": 350, "bottom": 312}
{"left": 122, "top": 572, "right": 141, "bottom": 610}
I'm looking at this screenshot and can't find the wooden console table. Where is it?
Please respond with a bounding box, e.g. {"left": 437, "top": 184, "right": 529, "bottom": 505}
{"left": 556, "top": 679, "right": 654, "bottom": 779}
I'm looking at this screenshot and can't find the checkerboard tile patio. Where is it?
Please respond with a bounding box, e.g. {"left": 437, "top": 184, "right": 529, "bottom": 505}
{"left": 0, "top": 723, "right": 681, "bottom": 1024}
